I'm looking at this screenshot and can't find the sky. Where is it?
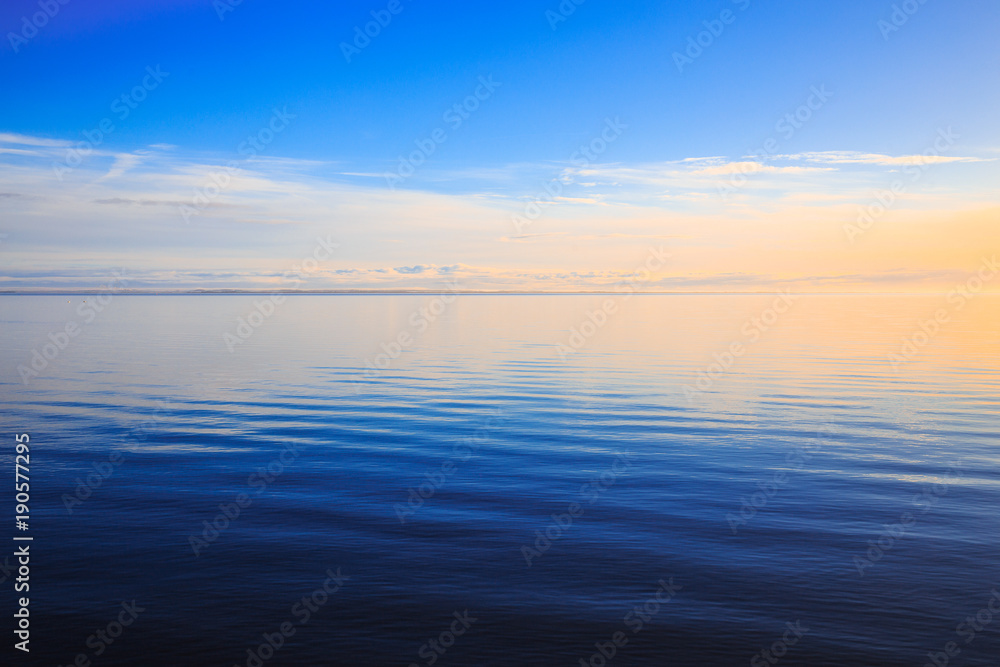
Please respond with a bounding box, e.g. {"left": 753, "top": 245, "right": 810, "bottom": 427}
{"left": 0, "top": 0, "right": 997, "bottom": 291}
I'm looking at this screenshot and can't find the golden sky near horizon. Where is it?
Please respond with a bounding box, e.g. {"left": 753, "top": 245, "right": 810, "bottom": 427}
{"left": 0, "top": 133, "right": 997, "bottom": 292}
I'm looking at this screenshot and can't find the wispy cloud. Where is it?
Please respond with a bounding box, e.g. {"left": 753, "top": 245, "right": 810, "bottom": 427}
{"left": 773, "top": 151, "right": 991, "bottom": 166}
{"left": 0, "top": 132, "right": 75, "bottom": 148}
{"left": 689, "top": 161, "right": 833, "bottom": 176}
{"left": 1, "top": 132, "right": 998, "bottom": 292}
{"left": 98, "top": 152, "right": 147, "bottom": 181}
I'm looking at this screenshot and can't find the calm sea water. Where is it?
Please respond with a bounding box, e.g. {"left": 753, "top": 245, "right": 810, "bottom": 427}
{"left": 1, "top": 294, "right": 998, "bottom": 666}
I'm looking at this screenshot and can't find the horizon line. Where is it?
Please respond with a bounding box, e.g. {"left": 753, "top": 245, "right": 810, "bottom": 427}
{"left": 0, "top": 289, "right": 991, "bottom": 296}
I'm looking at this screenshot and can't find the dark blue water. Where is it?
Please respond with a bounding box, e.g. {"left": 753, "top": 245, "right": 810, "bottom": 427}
{"left": 1, "top": 295, "right": 998, "bottom": 666}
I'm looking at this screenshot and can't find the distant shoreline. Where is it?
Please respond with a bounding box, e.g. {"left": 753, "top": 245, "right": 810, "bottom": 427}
{"left": 0, "top": 290, "right": 970, "bottom": 296}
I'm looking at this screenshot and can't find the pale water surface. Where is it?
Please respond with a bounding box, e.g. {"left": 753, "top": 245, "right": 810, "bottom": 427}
{"left": 0, "top": 294, "right": 998, "bottom": 666}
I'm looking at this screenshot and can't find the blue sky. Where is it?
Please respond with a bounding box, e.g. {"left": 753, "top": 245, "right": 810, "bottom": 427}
{"left": 1, "top": 0, "right": 998, "bottom": 290}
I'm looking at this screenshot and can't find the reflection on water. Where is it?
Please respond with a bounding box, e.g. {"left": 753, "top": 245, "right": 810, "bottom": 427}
{"left": 0, "top": 294, "right": 997, "bottom": 666}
